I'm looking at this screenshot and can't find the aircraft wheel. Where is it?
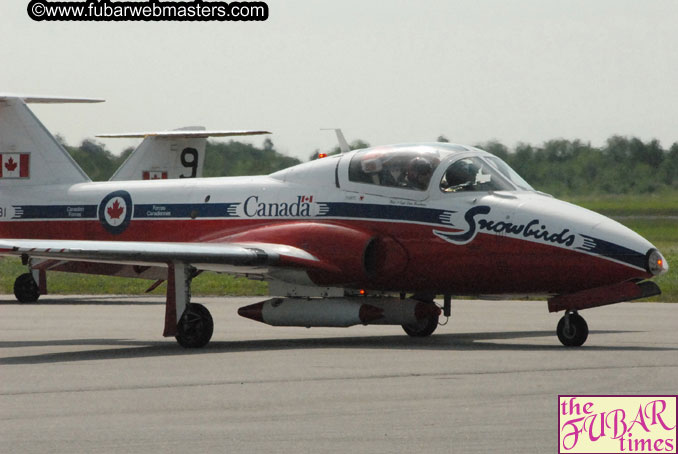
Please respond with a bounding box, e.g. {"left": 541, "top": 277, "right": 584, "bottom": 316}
{"left": 14, "top": 273, "right": 40, "bottom": 303}
{"left": 175, "top": 303, "right": 214, "bottom": 348}
{"left": 402, "top": 303, "right": 439, "bottom": 337}
{"left": 557, "top": 312, "right": 588, "bottom": 347}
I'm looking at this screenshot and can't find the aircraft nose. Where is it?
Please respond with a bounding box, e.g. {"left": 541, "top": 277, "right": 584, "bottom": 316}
{"left": 585, "top": 214, "right": 667, "bottom": 276}
{"left": 541, "top": 200, "right": 673, "bottom": 282}
{"left": 513, "top": 194, "right": 663, "bottom": 279}
{"left": 647, "top": 248, "right": 669, "bottom": 276}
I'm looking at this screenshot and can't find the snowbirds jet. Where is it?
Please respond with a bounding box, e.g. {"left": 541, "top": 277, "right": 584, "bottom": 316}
{"left": 0, "top": 95, "right": 669, "bottom": 348}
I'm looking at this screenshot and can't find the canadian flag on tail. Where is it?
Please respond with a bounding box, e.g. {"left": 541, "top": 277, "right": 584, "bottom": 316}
{"left": 142, "top": 170, "right": 168, "bottom": 180}
{"left": 0, "top": 153, "right": 30, "bottom": 178}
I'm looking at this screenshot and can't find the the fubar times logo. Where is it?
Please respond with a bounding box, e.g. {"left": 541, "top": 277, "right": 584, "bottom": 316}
{"left": 559, "top": 395, "right": 677, "bottom": 453}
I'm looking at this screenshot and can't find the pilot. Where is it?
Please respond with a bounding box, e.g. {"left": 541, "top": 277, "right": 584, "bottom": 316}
{"left": 406, "top": 157, "right": 434, "bottom": 190}
{"left": 442, "top": 161, "right": 475, "bottom": 192}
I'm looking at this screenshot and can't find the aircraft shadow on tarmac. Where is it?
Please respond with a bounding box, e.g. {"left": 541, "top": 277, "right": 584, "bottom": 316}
{"left": 1, "top": 330, "right": 676, "bottom": 365}
{"left": 0, "top": 297, "right": 165, "bottom": 306}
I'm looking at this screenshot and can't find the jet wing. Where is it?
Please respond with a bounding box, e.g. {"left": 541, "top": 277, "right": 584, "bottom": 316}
{"left": 97, "top": 130, "right": 270, "bottom": 139}
{"left": 0, "top": 239, "right": 324, "bottom": 270}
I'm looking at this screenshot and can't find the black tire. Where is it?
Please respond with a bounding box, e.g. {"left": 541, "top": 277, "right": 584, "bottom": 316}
{"left": 402, "top": 302, "right": 440, "bottom": 337}
{"left": 557, "top": 313, "right": 588, "bottom": 347}
{"left": 14, "top": 273, "right": 40, "bottom": 303}
{"left": 175, "top": 303, "right": 214, "bottom": 348}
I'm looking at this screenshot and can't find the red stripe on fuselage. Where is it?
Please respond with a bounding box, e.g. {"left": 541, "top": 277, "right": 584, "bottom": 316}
{"left": 0, "top": 217, "right": 649, "bottom": 294}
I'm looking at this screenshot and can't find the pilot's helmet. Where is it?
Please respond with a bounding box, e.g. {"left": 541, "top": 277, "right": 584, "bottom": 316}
{"left": 446, "top": 161, "right": 474, "bottom": 186}
{"left": 407, "top": 157, "right": 434, "bottom": 189}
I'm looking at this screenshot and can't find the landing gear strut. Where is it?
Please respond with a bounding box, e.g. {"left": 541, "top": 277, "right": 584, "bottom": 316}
{"left": 14, "top": 273, "right": 39, "bottom": 303}
{"left": 557, "top": 311, "right": 588, "bottom": 347}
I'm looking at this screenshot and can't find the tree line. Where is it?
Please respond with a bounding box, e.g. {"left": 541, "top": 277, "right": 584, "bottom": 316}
{"left": 474, "top": 136, "right": 678, "bottom": 196}
{"left": 61, "top": 135, "right": 677, "bottom": 197}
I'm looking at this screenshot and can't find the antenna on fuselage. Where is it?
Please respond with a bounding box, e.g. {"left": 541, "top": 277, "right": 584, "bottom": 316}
{"left": 321, "top": 128, "right": 350, "bottom": 153}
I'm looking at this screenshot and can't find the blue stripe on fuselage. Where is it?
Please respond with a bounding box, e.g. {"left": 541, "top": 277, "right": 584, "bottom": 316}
{"left": 317, "top": 202, "right": 454, "bottom": 225}
{"left": 133, "top": 203, "right": 239, "bottom": 219}
{"left": 10, "top": 203, "right": 240, "bottom": 220}
{"left": 10, "top": 201, "right": 452, "bottom": 225}
{"left": 577, "top": 234, "right": 647, "bottom": 270}
{"left": 12, "top": 205, "right": 97, "bottom": 219}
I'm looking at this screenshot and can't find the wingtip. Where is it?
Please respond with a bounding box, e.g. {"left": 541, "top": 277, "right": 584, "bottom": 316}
{"left": 0, "top": 94, "right": 105, "bottom": 104}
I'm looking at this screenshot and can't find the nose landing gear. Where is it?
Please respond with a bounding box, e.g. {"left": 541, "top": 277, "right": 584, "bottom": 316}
{"left": 402, "top": 310, "right": 440, "bottom": 337}
{"left": 557, "top": 311, "right": 588, "bottom": 347}
{"left": 401, "top": 296, "right": 441, "bottom": 338}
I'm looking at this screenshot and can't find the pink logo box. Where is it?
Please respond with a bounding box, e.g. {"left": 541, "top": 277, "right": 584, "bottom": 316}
{"left": 558, "top": 395, "right": 677, "bottom": 454}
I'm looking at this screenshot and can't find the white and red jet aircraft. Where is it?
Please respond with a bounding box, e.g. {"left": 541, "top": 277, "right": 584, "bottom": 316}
{"left": 0, "top": 95, "right": 669, "bottom": 348}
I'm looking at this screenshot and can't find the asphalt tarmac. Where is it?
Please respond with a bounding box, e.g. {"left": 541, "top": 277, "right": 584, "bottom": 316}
{"left": 1, "top": 295, "right": 676, "bottom": 454}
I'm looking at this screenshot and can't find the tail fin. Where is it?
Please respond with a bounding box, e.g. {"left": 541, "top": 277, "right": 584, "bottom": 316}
{"left": 100, "top": 128, "right": 270, "bottom": 180}
{"left": 321, "top": 128, "right": 350, "bottom": 153}
{"left": 0, "top": 95, "right": 102, "bottom": 187}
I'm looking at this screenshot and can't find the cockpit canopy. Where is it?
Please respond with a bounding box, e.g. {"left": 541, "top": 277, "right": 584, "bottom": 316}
{"left": 347, "top": 145, "right": 534, "bottom": 193}
{"left": 348, "top": 147, "right": 441, "bottom": 191}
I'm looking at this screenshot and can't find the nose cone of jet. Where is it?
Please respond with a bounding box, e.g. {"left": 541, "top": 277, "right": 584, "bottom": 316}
{"left": 647, "top": 248, "right": 669, "bottom": 276}
{"left": 514, "top": 194, "right": 661, "bottom": 279}
{"left": 584, "top": 210, "right": 670, "bottom": 277}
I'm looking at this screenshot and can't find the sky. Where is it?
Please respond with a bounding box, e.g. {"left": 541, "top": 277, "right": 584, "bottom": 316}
{"left": 1, "top": 0, "right": 677, "bottom": 160}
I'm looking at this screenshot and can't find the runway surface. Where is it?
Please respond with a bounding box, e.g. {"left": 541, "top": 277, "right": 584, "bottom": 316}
{"left": 1, "top": 295, "right": 676, "bottom": 453}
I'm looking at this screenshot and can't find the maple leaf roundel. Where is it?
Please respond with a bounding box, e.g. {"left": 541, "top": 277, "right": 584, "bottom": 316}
{"left": 98, "top": 190, "right": 133, "bottom": 234}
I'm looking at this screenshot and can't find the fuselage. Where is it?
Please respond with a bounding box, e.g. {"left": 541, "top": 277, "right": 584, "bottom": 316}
{"left": 0, "top": 144, "right": 666, "bottom": 295}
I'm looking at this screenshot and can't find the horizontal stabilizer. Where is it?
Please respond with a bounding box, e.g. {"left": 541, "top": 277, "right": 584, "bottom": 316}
{"left": 106, "top": 127, "right": 271, "bottom": 181}
{"left": 97, "top": 130, "right": 270, "bottom": 139}
{"left": 0, "top": 94, "right": 104, "bottom": 104}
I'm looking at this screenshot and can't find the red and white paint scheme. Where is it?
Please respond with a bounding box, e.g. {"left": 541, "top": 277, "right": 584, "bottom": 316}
{"left": 0, "top": 95, "right": 669, "bottom": 348}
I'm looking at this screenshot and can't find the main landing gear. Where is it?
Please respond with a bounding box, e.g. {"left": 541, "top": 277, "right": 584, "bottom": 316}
{"left": 14, "top": 273, "right": 40, "bottom": 303}
{"left": 164, "top": 262, "right": 214, "bottom": 349}
{"left": 401, "top": 298, "right": 441, "bottom": 338}
{"left": 556, "top": 310, "right": 589, "bottom": 347}
{"left": 175, "top": 303, "right": 214, "bottom": 349}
